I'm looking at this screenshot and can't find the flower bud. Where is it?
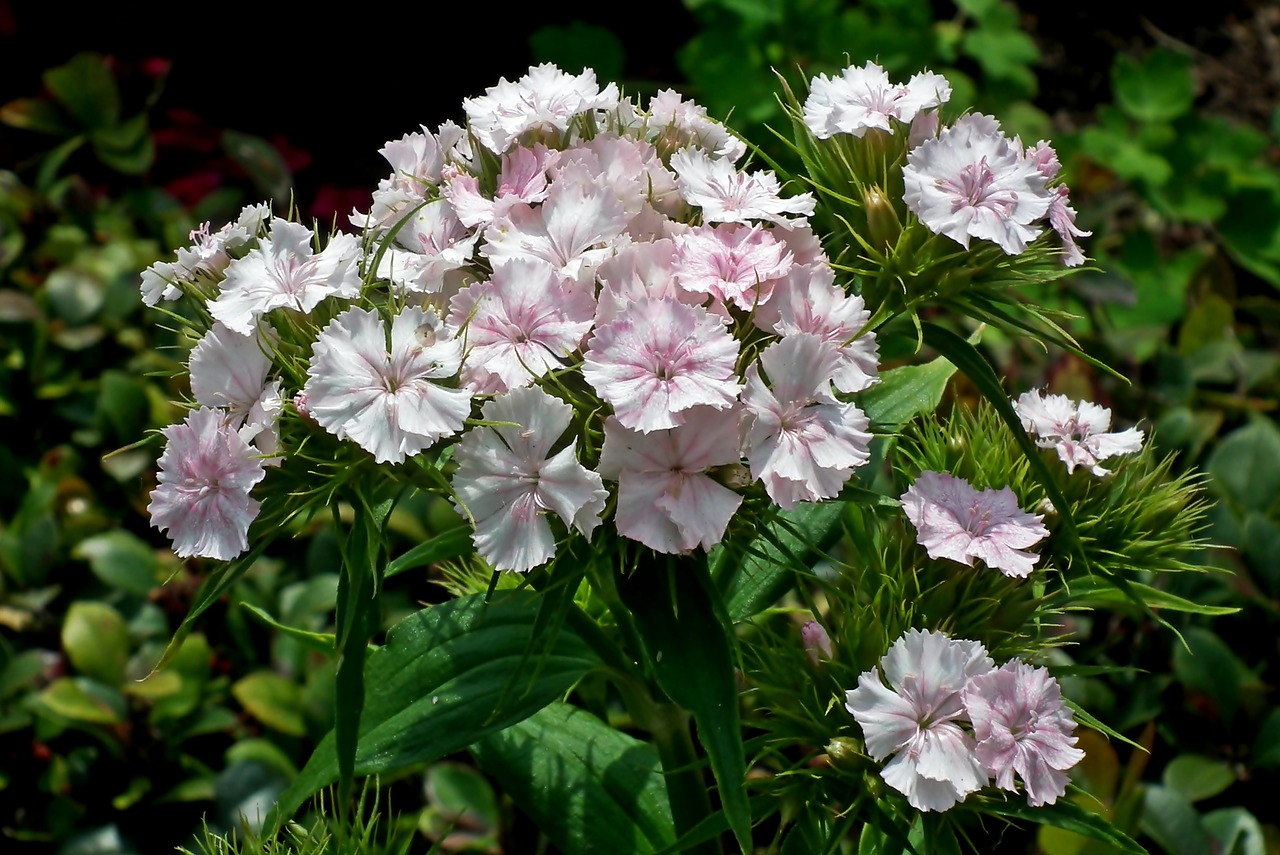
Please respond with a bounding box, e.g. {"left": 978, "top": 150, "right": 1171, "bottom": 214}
{"left": 862, "top": 186, "right": 901, "bottom": 250}
{"left": 802, "top": 620, "right": 834, "bottom": 664}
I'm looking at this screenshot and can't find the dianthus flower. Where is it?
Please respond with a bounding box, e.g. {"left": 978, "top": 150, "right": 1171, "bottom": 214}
{"left": 900, "top": 471, "right": 1049, "bottom": 578}
{"left": 140, "top": 202, "right": 269, "bottom": 305}
{"left": 674, "top": 223, "right": 793, "bottom": 311}
{"left": 188, "top": 323, "right": 283, "bottom": 463}
{"left": 302, "top": 306, "right": 471, "bottom": 464}
{"left": 804, "top": 61, "right": 951, "bottom": 139}
{"left": 962, "top": 660, "right": 1085, "bottom": 807}
{"left": 463, "top": 63, "right": 619, "bottom": 155}
{"left": 845, "top": 629, "right": 994, "bottom": 812}
{"left": 148, "top": 407, "right": 267, "bottom": 561}
{"left": 903, "top": 114, "right": 1053, "bottom": 256}
{"left": 1013, "top": 389, "right": 1143, "bottom": 476}
{"left": 670, "top": 148, "right": 816, "bottom": 226}
{"left": 451, "top": 388, "right": 607, "bottom": 573}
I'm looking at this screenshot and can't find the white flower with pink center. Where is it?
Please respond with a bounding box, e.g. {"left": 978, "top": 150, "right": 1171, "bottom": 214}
{"left": 189, "top": 322, "right": 283, "bottom": 464}
{"left": 962, "top": 660, "right": 1084, "bottom": 807}
{"left": 141, "top": 202, "right": 269, "bottom": 306}
{"left": 452, "top": 387, "right": 607, "bottom": 573}
{"left": 598, "top": 407, "right": 744, "bottom": 553}
{"left": 903, "top": 114, "right": 1053, "bottom": 256}
{"left": 674, "top": 223, "right": 793, "bottom": 311}
{"left": 444, "top": 144, "right": 559, "bottom": 229}
{"left": 845, "top": 628, "right": 994, "bottom": 812}
{"left": 211, "top": 219, "right": 361, "bottom": 335}
{"left": 376, "top": 198, "right": 479, "bottom": 295}
{"left": 449, "top": 259, "right": 595, "bottom": 393}
{"left": 148, "top": 407, "right": 267, "bottom": 561}
{"left": 464, "top": 63, "right": 619, "bottom": 155}
{"left": 582, "top": 298, "right": 742, "bottom": 433}
{"left": 804, "top": 62, "right": 951, "bottom": 139}
{"left": 742, "top": 334, "right": 872, "bottom": 509}
{"left": 646, "top": 89, "right": 746, "bottom": 162}
{"left": 555, "top": 136, "right": 681, "bottom": 222}
{"left": 670, "top": 148, "right": 816, "bottom": 226}
{"left": 765, "top": 266, "right": 879, "bottom": 394}
{"left": 1014, "top": 389, "right": 1142, "bottom": 476}
{"left": 900, "top": 471, "right": 1049, "bottom": 577}
{"left": 303, "top": 306, "right": 472, "bottom": 464}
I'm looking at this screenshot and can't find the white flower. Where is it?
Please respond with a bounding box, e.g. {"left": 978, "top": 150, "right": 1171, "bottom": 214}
{"left": 464, "top": 63, "right": 619, "bottom": 155}
{"left": 670, "top": 148, "right": 815, "bottom": 226}
{"left": 804, "top": 62, "right": 950, "bottom": 139}
{"left": 1014, "top": 389, "right": 1143, "bottom": 476}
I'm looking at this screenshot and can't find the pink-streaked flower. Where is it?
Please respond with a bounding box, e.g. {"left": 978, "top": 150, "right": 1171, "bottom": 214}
{"left": 645, "top": 89, "right": 746, "bottom": 162}
{"left": 804, "top": 62, "right": 951, "bottom": 139}
{"left": 1014, "top": 389, "right": 1142, "bottom": 476}
{"left": 594, "top": 239, "right": 699, "bottom": 326}
{"left": 302, "top": 306, "right": 472, "bottom": 464}
{"left": 449, "top": 259, "right": 595, "bottom": 393}
{"left": 1047, "top": 186, "right": 1090, "bottom": 267}
{"left": 148, "top": 407, "right": 267, "bottom": 561}
{"left": 555, "top": 135, "right": 681, "bottom": 223}
{"left": 900, "top": 472, "right": 1049, "bottom": 578}
{"left": 741, "top": 334, "right": 872, "bottom": 509}
{"left": 962, "top": 660, "right": 1084, "bottom": 807}
{"left": 582, "top": 298, "right": 742, "bottom": 433}
{"left": 845, "top": 629, "right": 994, "bottom": 812}
{"left": 140, "top": 202, "right": 269, "bottom": 306}
{"left": 188, "top": 323, "right": 283, "bottom": 464}
{"left": 765, "top": 266, "right": 879, "bottom": 394}
{"left": 463, "top": 63, "right": 619, "bottom": 155}
{"left": 802, "top": 620, "right": 834, "bottom": 664}
{"left": 598, "top": 407, "right": 744, "bottom": 553}
{"left": 210, "top": 219, "right": 361, "bottom": 335}
{"left": 444, "top": 144, "right": 559, "bottom": 228}
{"left": 451, "top": 387, "right": 607, "bottom": 573}
{"left": 670, "top": 148, "right": 815, "bottom": 226}
{"left": 903, "top": 114, "right": 1053, "bottom": 256}
{"left": 674, "top": 223, "right": 793, "bottom": 311}
{"left": 353, "top": 122, "right": 469, "bottom": 233}
{"left": 375, "top": 198, "right": 479, "bottom": 294}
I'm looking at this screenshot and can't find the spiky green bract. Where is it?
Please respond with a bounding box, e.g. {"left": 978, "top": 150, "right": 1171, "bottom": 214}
{"left": 898, "top": 397, "right": 1217, "bottom": 615}
{"left": 773, "top": 73, "right": 1105, "bottom": 375}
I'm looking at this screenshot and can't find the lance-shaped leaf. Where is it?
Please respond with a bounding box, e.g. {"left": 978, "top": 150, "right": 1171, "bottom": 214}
{"left": 267, "top": 590, "right": 603, "bottom": 828}
{"left": 471, "top": 702, "right": 676, "bottom": 854}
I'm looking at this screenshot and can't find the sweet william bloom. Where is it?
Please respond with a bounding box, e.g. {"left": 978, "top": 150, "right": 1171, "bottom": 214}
{"left": 766, "top": 267, "right": 879, "bottom": 394}
{"left": 963, "top": 660, "right": 1085, "bottom": 807}
{"left": 148, "top": 407, "right": 267, "bottom": 561}
{"left": 804, "top": 62, "right": 951, "bottom": 139}
{"left": 188, "top": 323, "right": 283, "bottom": 465}
{"left": 583, "top": 298, "right": 742, "bottom": 433}
{"left": 674, "top": 223, "right": 793, "bottom": 311}
{"left": 900, "top": 472, "right": 1049, "bottom": 578}
{"left": 452, "top": 387, "right": 607, "bottom": 573}
{"left": 903, "top": 114, "right": 1053, "bottom": 256}
{"left": 463, "top": 63, "right": 619, "bottom": 155}
{"left": 645, "top": 89, "right": 746, "bottom": 162}
{"left": 845, "top": 629, "right": 994, "bottom": 812}
{"left": 598, "top": 407, "right": 744, "bottom": 553}
{"left": 211, "top": 219, "right": 361, "bottom": 335}
{"left": 670, "top": 148, "right": 815, "bottom": 226}
{"left": 1014, "top": 389, "right": 1143, "bottom": 476}
{"left": 303, "top": 306, "right": 472, "bottom": 464}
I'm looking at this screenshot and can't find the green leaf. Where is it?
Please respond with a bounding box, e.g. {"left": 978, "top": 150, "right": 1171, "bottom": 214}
{"left": 714, "top": 501, "right": 846, "bottom": 622}
{"left": 267, "top": 590, "right": 602, "bottom": 829}
{"left": 1203, "top": 807, "right": 1266, "bottom": 855}
{"left": 1172, "top": 627, "right": 1254, "bottom": 722}
{"left": 1206, "top": 417, "right": 1280, "bottom": 514}
{"left": 1140, "top": 784, "right": 1212, "bottom": 855}
{"left": 472, "top": 703, "right": 675, "bottom": 855}
{"left": 617, "top": 556, "right": 751, "bottom": 851}
{"left": 385, "top": 525, "right": 475, "bottom": 578}
{"left": 240, "top": 603, "right": 335, "bottom": 654}
{"left": 43, "top": 53, "right": 121, "bottom": 128}
{"left": 62, "top": 602, "right": 130, "bottom": 686}
{"left": 859, "top": 356, "right": 956, "bottom": 432}
{"left": 1251, "top": 707, "right": 1280, "bottom": 768}
{"left": 0, "top": 97, "right": 73, "bottom": 134}
{"left": 975, "top": 793, "right": 1146, "bottom": 853}
{"left": 1113, "top": 48, "right": 1195, "bottom": 122}
{"left": 529, "top": 23, "right": 626, "bottom": 81}
{"left": 1059, "top": 578, "right": 1239, "bottom": 617}
{"left": 38, "top": 677, "right": 126, "bottom": 724}
{"left": 1162, "top": 754, "right": 1235, "bottom": 803}
{"left": 72, "top": 530, "right": 159, "bottom": 596}
{"left": 232, "top": 672, "right": 307, "bottom": 736}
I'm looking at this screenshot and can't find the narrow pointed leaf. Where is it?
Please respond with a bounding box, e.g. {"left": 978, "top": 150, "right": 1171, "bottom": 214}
{"left": 385, "top": 526, "right": 474, "bottom": 578}
{"left": 973, "top": 794, "right": 1146, "bottom": 853}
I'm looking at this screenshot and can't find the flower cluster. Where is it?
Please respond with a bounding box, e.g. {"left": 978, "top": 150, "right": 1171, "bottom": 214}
{"left": 801, "top": 62, "right": 1089, "bottom": 267}
{"left": 845, "top": 628, "right": 1083, "bottom": 811}
{"left": 141, "top": 63, "right": 881, "bottom": 571}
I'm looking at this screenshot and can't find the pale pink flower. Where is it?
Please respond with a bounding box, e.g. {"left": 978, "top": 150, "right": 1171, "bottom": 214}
{"left": 148, "top": 407, "right": 267, "bottom": 561}
{"left": 645, "top": 89, "right": 746, "bottom": 161}
{"left": 1026, "top": 140, "right": 1062, "bottom": 180}
{"left": 140, "top": 202, "right": 269, "bottom": 306}
{"left": 963, "top": 660, "right": 1085, "bottom": 807}
{"left": 188, "top": 323, "right": 283, "bottom": 465}
{"left": 900, "top": 472, "right": 1049, "bottom": 578}
{"left": 554, "top": 136, "right": 680, "bottom": 223}
{"left": 802, "top": 620, "right": 834, "bottom": 664}
{"left": 674, "top": 223, "right": 793, "bottom": 311}
{"left": 443, "top": 144, "right": 558, "bottom": 228}
{"left": 375, "top": 199, "right": 478, "bottom": 294}
{"left": 594, "top": 239, "right": 700, "bottom": 326}
{"left": 210, "top": 219, "right": 361, "bottom": 335}
{"left": 452, "top": 387, "right": 607, "bottom": 573}
{"left": 804, "top": 62, "right": 951, "bottom": 139}
{"left": 1014, "top": 389, "right": 1142, "bottom": 476}
{"left": 765, "top": 266, "right": 879, "bottom": 394}
{"left": 741, "top": 334, "right": 872, "bottom": 509}
{"left": 903, "top": 114, "right": 1053, "bottom": 256}
{"left": 845, "top": 629, "right": 994, "bottom": 812}
{"left": 598, "top": 407, "right": 744, "bottom": 553}
{"left": 302, "top": 306, "right": 472, "bottom": 464}
{"left": 1047, "top": 186, "right": 1090, "bottom": 267}
{"left": 449, "top": 259, "right": 595, "bottom": 393}
{"left": 464, "top": 63, "right": 619, "bottom": 155}
{"left": 582, "top": 298, "right": 742, "bottom": 433}
{"left": 670, "top": 148, "right": 816, "bottom": 226}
